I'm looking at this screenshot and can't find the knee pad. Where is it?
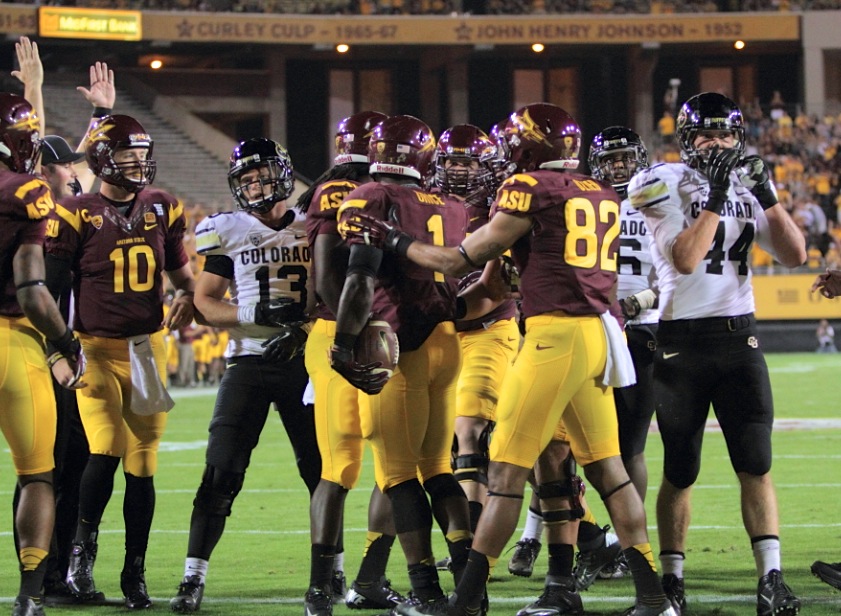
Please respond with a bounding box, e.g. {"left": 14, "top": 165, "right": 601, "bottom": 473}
{"left": 453, "top": 454, "right": 489, "bottom": 485}
{"left": 663, "top": 455, "right": 701, "bottom": 490}
{"left": 193, "top": 465, "right": 245, "bottom": 517}
{"left": 537, "top": 476, "right": 585, "bottom": 524}
{"left": 730, "top": 425, "right": 773, "bottom": 476}
{"left": 386, "top": 479, "right": 432, "bottom": 534}
{"left": 424, "top": 473, "right": 467, "bottom": 502}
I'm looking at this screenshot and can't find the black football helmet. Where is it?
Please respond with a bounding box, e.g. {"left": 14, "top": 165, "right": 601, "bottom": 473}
{"left": 229, "top": 138, "right": 294, "bottom": 213}
{"left": 434, "top": 124, "right": 498, "bottom": 206}
{"left": 335, "top": 111, "right": 388, "bottom": 165}
{"left": 676, "top": 92, "right": 745, "bottom": 169}
{"left": 86, "top": 115, "right": 156, "bottom": 192}
{"left": 588, "top": 126, "right": 649, "bottom": 197}
{"left": 368, "top": 115, "right": 436, "bottom": 181}
{"left": 0, "top": 93, "right": 41, "bottom": 174}
{"left": 504, "top": 103, "right": 581, "bottom": 172}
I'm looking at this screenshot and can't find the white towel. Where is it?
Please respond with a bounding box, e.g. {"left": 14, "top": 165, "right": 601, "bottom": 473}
{"left": 600, "top": 312, "right": 637, "bottom": 388}
{"left": 129, "top": 335, "right": 175, "bottom": 416}
{"left": 302, "top": 379, "right": 315, "bottom": 405}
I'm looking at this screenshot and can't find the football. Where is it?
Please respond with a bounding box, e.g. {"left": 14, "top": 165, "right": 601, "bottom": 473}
{"left": 354, "top": 320, "right": 399, "bottom": 379}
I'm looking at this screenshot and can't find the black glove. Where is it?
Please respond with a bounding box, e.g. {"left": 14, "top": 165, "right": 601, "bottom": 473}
{"left": 261, "top": 323, "right": 308, "bottom": 363}
{"left": 46, "top": 328, "right": 87, "bottom": 386}
{"left": 329, "top": 344, "right": 389, "bottom": 395}
{"left": 739, "top": 155, "right": 779, "bottom": 210}
{"left": 702, "top": 147, "right": 742, "bottom": 214}
{"left": 620, "top": 295, "right": 641, "bottom": 321}
{"left": 340, "top": 212, "right": 414, "bottom": 257}
{"left": 254, "top": 297, "right": 304, "bottom": 328}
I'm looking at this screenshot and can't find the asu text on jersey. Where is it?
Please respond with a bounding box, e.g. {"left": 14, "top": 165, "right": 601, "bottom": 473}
{"left": 45, "top": 189, "right": 189, "bottom": 337}
{"left": 196, "top": 208, "right": 311, "bottom": 357}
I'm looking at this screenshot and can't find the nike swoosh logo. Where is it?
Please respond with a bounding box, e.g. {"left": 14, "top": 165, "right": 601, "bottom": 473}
{"left": 662, "top": 352, "right": 680, "bottom": 359}
{"left": 507, "top": 337, "right": 517, "bottom": 342}
{"left": 144, "top": 223, "right": 157, "bottom": 230}
{"left": 134, "top": 341, "right": 143, "bottom": 347}
{"left": 536, "top": 343, "right": 553, "bottom": 351}
{"left": 294, "top": 234, "right": 307, "bottom": 239}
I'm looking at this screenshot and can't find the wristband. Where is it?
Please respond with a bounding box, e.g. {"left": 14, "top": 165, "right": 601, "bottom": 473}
{"left": 92, "top": 107, "right": 112, "bottom": 119}
{"left": 333, "top": 332, "right": 358, "bottom": 350}
{"left": 46, "top": 351, "right": 64, "bottom": 369}
{"left": 634, "top": 288, "right": 658, "bottom": 312}
{"left": 236, "top": 304, "right": 256, "bottom": 324}
{"left": 702, "top": 188, "right": 728, "bottom": 215}
{"left": 394, "top": 234, "right": 414, "bottom": 258}
{"left": 458, "top": 244, "right": 481, "bottom": 269}
{"left": 47, "top": 328, "right": 75, "bottom": 355}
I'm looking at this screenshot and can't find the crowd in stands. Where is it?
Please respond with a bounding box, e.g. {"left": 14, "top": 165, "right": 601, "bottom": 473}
{"left": 21, "top": 0, "right": 841, "bottom": 15}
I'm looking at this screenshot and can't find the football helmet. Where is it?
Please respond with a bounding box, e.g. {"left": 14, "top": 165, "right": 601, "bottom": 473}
{"left": 335, "top": 111, "right": 388, "bottom": 165}
{"left": 504, "top": 103, "right": 581, "bottom": 172}
{"left": 228, "top": 138, "right": 294, "bottom": 213}
{"left": 0, "top": 93, "right": 41, "bottom": 174}
{"left": 434, "top": 124, "right": 498, "bottom": 205}
{"left": 368, "top": 115, "right": 436, "bottom": 181}
{"left": 588, "top": 126, "right": 649, "bottom": 197}
{"left": 676, "top": 92, "right": 745, "bottom": 168}
{"left": 86, "top": 115, "right": 156, "bottom": 192}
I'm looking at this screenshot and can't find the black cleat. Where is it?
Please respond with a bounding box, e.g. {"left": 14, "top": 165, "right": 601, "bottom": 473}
{"left": 331, "top": 571, "right": 347, "bottom": 604}
{"left": 170, "top": 575, "right": 205, "bottom": 613}
{"left": 572, "top": 533, "right": 622, "bottom": 591}
{"left": 390, "top": 595, "right": 450, "bottom": 616}
{"left": 345, "top": 576, "right": 405, "bottom": 610}
{"left": 516, "top": 578, "right": 583, "bottom": 616}
{"left": 12, "top": 597, "right": 45, "bottom": 616}
{"left": 508, "top": 538, "right": 542, "bottom": 578}
{"left": 304, "top": 586, "right": 333, "bottom": 616}
{"left": 757, "top": 569, "right": 800, "bottom": 616}
{"left": 121, "top": 567, "right": 152, "bottom": 610}
{"left": 435, "top": 557, "right": 452, "bottom": 572}
{"left": 66, "top": 541, "right": 100, "bottom": 600}
{"left": 811, "top": 561, "right": 841, "bottom": 591}
{"left": 661, "top": 574, "right": 687, "bottom": 611}
{"left": 621, "top": 600, "right": 678, "bottom": 616}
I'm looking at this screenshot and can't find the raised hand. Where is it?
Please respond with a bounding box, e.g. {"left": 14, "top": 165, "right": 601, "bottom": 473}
{"left": 11, "top": 36, "right": 42, "bottom": 90}
{"left": 77, "top": 61, "right": 116, "bottom": 110}
{"left": 739, "top": 155, "right": 779, "bottom": 210}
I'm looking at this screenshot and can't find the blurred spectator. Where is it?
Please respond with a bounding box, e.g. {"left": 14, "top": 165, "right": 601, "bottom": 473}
{"left": 815, "top": 319, "right": 837, "bottom": 353}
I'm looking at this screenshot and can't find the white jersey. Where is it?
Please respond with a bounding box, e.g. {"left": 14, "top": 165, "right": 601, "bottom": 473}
{"left": 628, "top": 162, "right": 776, "bottom": 321}
{"left": 617, "top": 197, "right": 659, "bottom": 326}
{"left": 196, "top": 209, "right": 311, "bottom": 357}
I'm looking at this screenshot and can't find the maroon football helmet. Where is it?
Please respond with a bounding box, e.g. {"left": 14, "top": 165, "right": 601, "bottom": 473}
{"left": 0, "top": 93, "right": 41, "bottom": 174}
{"left": 86, "top": 115, "right": 156, "bottom": 193}
{"left": 434, "top": 124, "right": 498, "bottom": 206}
{"left": 504, "top": 103, "right": 581, "bottom": 173}
{"left": 368, "top": 115, "right": 436, "bottom": 181}
{"left": 334, "top": 110, "right": 388, "bottom": 165}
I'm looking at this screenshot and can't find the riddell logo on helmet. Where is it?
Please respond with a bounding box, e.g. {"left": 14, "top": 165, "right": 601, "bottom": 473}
{"left": 375, "top": 164, "right": 408, "bottom": 175}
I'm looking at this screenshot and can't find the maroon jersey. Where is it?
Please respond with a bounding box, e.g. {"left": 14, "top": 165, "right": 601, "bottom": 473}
{"left": 306, "top": 179, "right": 360, "bottom": 322}
{"left": 45, "top": 189, "right": 189, "bottom": 338}
{"left": 0, "top": 170, "right": 53, "bottom": 317}
{"left": 490, "top": 170, "right": 619, "bottom": 319}
{"left": 339, "top": 181, "right": 469, "bottom": 351}
{"left": 456, "top": 202, "right": 517, "bottom": 332}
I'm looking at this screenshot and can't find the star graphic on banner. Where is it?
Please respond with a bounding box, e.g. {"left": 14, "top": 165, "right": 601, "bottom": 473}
{"left": 455, "top": 21, "right": 473, "bottom": 42}
{"left": 176, "top": 19, "right": 195, "bottom": 38}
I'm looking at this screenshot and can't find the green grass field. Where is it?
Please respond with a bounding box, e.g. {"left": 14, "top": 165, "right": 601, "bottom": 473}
{"left": 2, "top": 353, "right": 841, "bottom": 615}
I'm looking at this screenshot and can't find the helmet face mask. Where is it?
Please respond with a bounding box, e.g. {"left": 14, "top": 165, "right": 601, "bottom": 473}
{"left": 0, "top": 93, "right": 41, "bottom": 174}
{"left": 504, "top": 103, "right": 581, "bottom": 173}
{"left": 434, "top": 124, "right": 498, "bottom": 207}
{"left": 588, "top": 126, "right": 649, "bottom": 196}
{"left": 676, "top": 92, "right": 745, "bottom": 169}
{"left": 229, "top": 138, "right": 294, "bottom": 213}
{"left": 368, "top": 115, "right": 436, "bottom": 181}
{"left": 86, "top": 115, "right": 156, "bottom": 193}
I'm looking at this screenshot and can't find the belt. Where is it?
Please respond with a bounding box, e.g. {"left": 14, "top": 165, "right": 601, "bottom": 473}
{"left": 658, "top": 313, "right": 755, "bottom": 334}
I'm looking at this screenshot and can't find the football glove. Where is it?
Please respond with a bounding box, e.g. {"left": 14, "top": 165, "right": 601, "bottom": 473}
{"left": 254, "top": 297, "right": 304, "bottom": 328}
{"left": 46, "top": 328, "right": 87, "bottom": 387}
{"left": 739, "top": 155, "right": 779, "bottom": 210}
{"left": 702, "top": 147, "right": 742, "bottom": 214}
{"left": 261, "top": 323, "right": 308, "bottom": 363}
{"left": 329, "top": 343, "right": 389, "bottom": 395}
{"left": 340, "top": 212, "right": 414, "bottom": 257}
